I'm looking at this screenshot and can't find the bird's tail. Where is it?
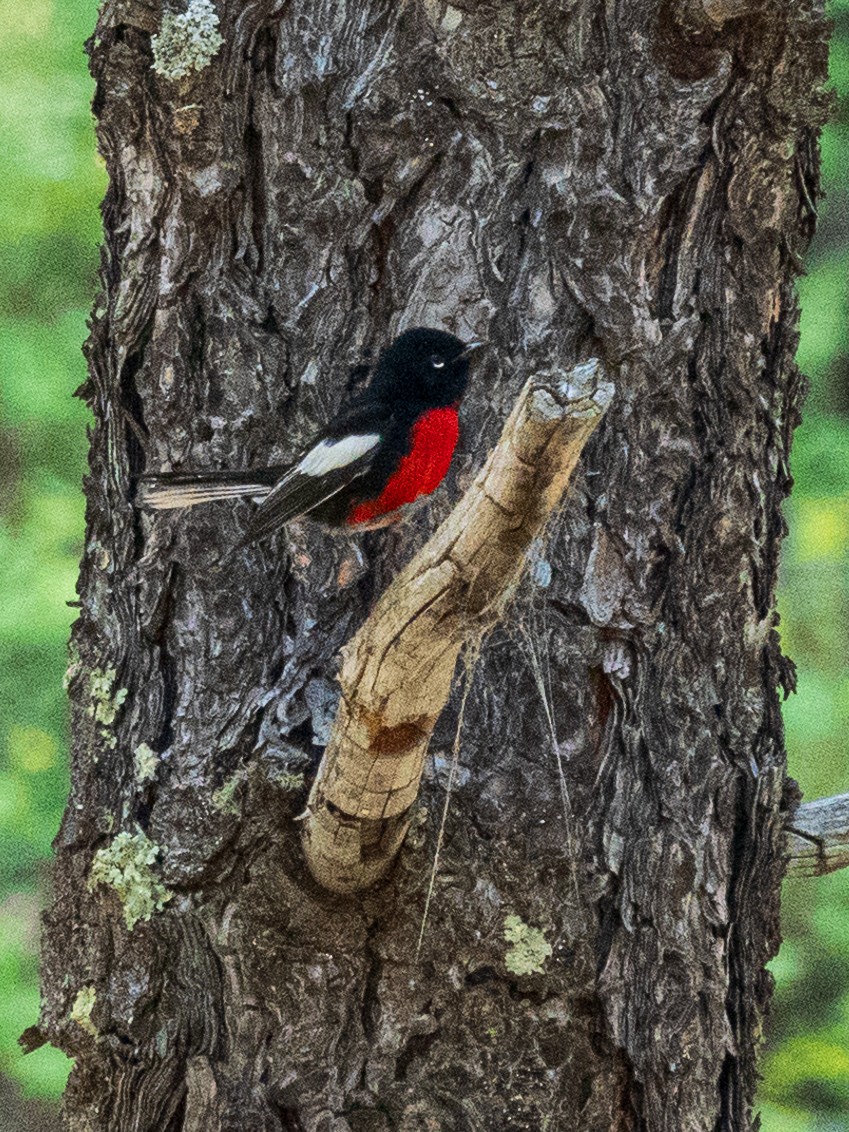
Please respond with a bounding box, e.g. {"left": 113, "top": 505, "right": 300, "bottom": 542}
{"left": 138, "top": 469, "right": 276, "bottom": 511}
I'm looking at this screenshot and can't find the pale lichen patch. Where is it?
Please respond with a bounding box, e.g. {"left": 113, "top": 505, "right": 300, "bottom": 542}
{"left": 88, "top": 829, "right": 171, "bottom": 931}
{"left": 442, "top": 5, "right": 464, "bottom": 31}
{"left": 134, "top": 742, "right": 159, "bottom": 784}
{"left": 212, "top": 774, "right": 242, "bottom": 815}
{"left": 86, "top": 668, "right": 128, "bottom": 750}
{"left": 503, "top": 914, "right": 552, "bottom": 976}
{"left": 70, "top": 985, "right": 98, "bottom": 1038}
{"left": 152, "top": 0, "right": 224, "bottom": 81}
{"left": 63, "top": 644, "right": 82, "bottom": 691}
{"left": 271, "top": 770, "right": 306, "bottom": 792}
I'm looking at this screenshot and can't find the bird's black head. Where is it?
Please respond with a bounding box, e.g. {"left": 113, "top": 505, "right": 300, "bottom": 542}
{"left": 369, "top": 327, "right": 483, "bottom": 408}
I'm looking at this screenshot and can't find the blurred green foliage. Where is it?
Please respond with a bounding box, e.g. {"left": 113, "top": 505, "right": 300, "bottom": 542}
{"left": 759, "top": 3, "right": 849, "bottom": 1129}
{"left": 0, "top": 0, "right": 846, "bottom": 1124}
{"left": 0, "top": 0, "right": 103, "bottom": 1101}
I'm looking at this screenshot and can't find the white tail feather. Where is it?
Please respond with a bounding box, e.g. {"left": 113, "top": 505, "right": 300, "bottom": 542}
{"left": 142, "top": 483, "right": 271, "bottom": 510}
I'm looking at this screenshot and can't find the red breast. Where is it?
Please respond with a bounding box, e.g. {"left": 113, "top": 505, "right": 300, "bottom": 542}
{"left": 346, "top": 407, "right": 460, "bottom": 526}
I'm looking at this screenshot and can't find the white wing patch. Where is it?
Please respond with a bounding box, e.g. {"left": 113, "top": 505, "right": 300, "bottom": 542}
{"left": 296, "top": 434, "right": 380, "bottom": 477}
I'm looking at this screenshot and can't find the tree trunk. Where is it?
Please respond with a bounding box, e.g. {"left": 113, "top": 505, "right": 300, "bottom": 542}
{"left": 40, "top": 1, "right": 828, "bottom": 1128}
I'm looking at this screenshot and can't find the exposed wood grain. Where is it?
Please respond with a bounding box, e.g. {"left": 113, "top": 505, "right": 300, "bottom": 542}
{"left": 786, "top": 793, "right": 849, "bottom": 877}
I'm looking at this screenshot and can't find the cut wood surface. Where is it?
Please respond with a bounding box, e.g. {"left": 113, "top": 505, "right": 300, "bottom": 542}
{"left": 786, "top": 792, "right": 849, "bottom": 877}
{"left": 303, "top": 359, "right": 614, "bottom": 892}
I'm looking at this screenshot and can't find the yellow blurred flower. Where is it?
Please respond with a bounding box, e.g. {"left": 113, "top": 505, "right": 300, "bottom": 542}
{"left": 792, "top": 500, "right": 849, "bottom": 563}
{"left": 7, "top": 724, "right": 58, "bottom": 773}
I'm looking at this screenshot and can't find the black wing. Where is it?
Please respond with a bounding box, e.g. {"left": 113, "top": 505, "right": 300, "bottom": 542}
{"left": 240, "top": 399, "right": 392, "bottom": 542}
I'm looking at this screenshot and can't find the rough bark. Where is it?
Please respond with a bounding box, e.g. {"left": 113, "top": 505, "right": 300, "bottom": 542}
{"left": 39, "top": 1, "right": 828, "bottom": 1130}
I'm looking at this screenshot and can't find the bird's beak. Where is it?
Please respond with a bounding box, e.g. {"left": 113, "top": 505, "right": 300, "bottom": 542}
{"left": 460, "top": 340, "right": 486, "bottom": 359}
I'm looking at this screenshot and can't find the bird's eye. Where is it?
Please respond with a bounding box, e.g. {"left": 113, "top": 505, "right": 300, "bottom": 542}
{"left": 430, "top": 355, "right": 445, "bottom": 369}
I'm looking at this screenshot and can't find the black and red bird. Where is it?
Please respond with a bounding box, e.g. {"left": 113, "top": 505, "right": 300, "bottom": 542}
{"left": 140, "top": 327, "right": 483, "bottom": 542}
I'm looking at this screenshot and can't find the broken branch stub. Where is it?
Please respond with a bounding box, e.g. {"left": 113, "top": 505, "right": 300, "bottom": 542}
{"left": 785, "top": 792, "right": 849, "bottom": 878}
{"left": 302, "top": 359, "right": 615, "bottom": 893}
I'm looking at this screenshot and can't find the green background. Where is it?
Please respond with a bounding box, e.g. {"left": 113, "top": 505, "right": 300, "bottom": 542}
{"left": 0, "top": 2, "right": 846, "bottom": 1127}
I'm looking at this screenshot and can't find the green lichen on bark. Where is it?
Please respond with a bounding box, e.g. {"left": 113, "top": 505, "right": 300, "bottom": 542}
{"left": 152, "top": 0, "right": 224, "bottom": 81}
{"left": 63, "top": 643, "right": 82, "bottom": 691}
{"left": 70, "top": 985, "right": 98, "bottom": 1038}
{"left": 269, "top": 769, "right": 305, "bottom": 792}
{"left": 212, "top": 773, "right": 242, "bottom": 815}
{"left": 503, "top": 914, "right": 552, "bottom": 976}
{"left": 133, "top": 742, "right": 159, "bottom": 784}
{"left": 85, "top": 668, "right": 127, "bottom": 750}
{"left": 88, "top": 829, "right": 171, "bottom": 931}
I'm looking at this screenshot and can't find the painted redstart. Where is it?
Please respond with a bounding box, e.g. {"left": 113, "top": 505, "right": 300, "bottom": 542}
{"left": 139, "top": 327, "right": 484, "bottom": 542}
